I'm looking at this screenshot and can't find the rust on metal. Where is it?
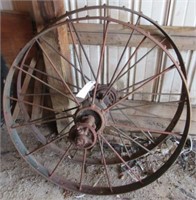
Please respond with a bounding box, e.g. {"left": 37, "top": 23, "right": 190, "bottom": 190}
{"left": 3, "top": 5, "right": 191, "bottom": 196}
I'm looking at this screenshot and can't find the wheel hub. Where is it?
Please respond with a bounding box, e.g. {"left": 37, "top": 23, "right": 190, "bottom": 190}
{"left": 68, "top": 106, "right": 106, "bottom": 149}
{"left": 93, "top": 84, "right": 118, "bottom": 106}
{"left": 69, "top": 121, "right": 97, "bottom": 149}
{"left": 69, "top": 84, "right": 117, "bottom": 149}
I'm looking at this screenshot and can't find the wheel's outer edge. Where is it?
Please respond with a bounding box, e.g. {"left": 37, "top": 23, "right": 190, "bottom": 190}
{"left": 3, "top": 5, "right": 191, "bottom": 195}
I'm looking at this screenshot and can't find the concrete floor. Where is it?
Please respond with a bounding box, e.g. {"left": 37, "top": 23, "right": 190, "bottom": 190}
{"left": 1, "top": 124, "right": 196, "bottom": 200}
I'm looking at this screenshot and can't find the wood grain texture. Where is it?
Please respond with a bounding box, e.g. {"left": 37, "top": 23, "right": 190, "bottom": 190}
{"left": 1, "top": 11, "right": 33, "bottom": 66}
{"left": 68, "top": 23, "right": 196, "bottom": 50}
{"left": 32, "top": 0, "right": 73, "bottom": 132}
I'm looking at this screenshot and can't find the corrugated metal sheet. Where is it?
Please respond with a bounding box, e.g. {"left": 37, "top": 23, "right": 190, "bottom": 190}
{"left": 64, "top": 0, "right": 196, "bottom": 105}
{"left": 0, "top": 0, "right": 13, "bottom": 10}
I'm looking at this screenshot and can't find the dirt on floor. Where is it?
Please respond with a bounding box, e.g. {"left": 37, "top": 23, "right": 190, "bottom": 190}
{"left": 0, "top": 124, "right": 196, "bottom": 200}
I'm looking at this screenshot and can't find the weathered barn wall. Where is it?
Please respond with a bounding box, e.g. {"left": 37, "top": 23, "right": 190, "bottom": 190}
{"left": 64, "top": 0, "right": 196, "bottom": 105}
{"left": 1, "top": 0, "right": 195, "bottom": 105}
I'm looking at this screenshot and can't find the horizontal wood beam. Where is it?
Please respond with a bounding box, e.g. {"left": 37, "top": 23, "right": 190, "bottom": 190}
{"left": 114, "top": 100, "right": 196, "bottom": 122}
{"left": 69, "top": 23, "right": 196, "bottom": 50}
{"left": 112, "top": 100, "right": 196, "bottom": 135}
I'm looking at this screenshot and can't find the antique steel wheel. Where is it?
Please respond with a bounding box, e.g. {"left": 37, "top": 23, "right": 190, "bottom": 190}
{"left": 3, "top": 5, "right": 191, "bottom": 195}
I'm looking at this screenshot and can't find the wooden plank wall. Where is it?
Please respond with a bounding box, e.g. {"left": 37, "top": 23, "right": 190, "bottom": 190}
{"left": 31, "top": 0, "right": 73, "bottom": 131}
{"left": 1, "top": 11, "right": 33, "bottom": 67}
{"left": 1, "top": 0, "right": 195, "bottom": 105}
{"left": 0, "top": 0, "right": 195, "bottom": 134}
{"left": 69, "top": 24, "right": 196, "bottom": 50}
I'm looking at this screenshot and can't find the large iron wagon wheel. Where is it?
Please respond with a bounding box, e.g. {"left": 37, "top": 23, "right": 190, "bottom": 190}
{"left": 3, "top": 5, "right": 191, "bottom": 195}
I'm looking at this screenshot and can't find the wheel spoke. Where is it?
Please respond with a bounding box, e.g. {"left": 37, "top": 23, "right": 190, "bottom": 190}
{"left": 36, "top": 39, "right": 80, "bottom": 105}
{"left": 117, "top": 38, "right": 166, "bottom": 81}
{"left": 102, "top": 35, "right": 147, "bottom": 100}
{"left": 23, "top": 63, "right": 61, "bottom": 81}
{"left": 104, "top": 64, "right": 176, "bottom": 111}
{"left": 49, "top": 144, "right": 73, "bottom": 177}
{"left": 115, "top": 106, "right": 154, "bottom": 143}
{"left": 14, "top": 65, "right": 78, "bottom": 104}
{"left": 108, "top": 16, "right": 141, "bottom": 86}
{"left": 79, "top": 149, "right": 87, "bottom": 190}
{"left": 25, "top": 120, "right": 74, "bottom": 156}
{"left": 11, "top": 114, "right": 73, "bottom": 128}
{"left": 102, "top": 38, "right": 166, "bottom": 100}
{"left": 109, "top": 111, "right": 131, "bottom": 156}
{"left": 40, "top": 36, "right": 91, "bottom": 82}
{"left": 119, "top": 75, "right": 156, "bottom": 93}
{"left": 119, "top": 91, "right": 183, "bottom": 96}
{"left": 112, "top": 99, "right": 185, "bottom": 111}
{"left": 67, "top": 21, "right": 87, "bottom": 85}
{"left": 109, "top": 122, "right": 181, "bottom": 136}
{"left": 92, "top": 20, "right": 110, "bottom": 105}
{"left": 103, "top": 6, "right": 108, "bottom": 84}
{"left": 13, "top": 44, "right": 37, "bottom": 120}
{"left": 20, "top": 92, "right": 57, "bottom": 97}
{"left": 23, "top": 105, "right": 78, "bottom": 124}
{"left": 98, "top": 133, "right": 141, "bottom": 182}
{"left": 69, "top": 21, "right": 96, "bottom": 80}
{"left": 8, "top": 96, "right": 58, "bottom": 113}
{"left": 23, "top": 64, "right": 81, "bottom": 90}
{"left": 97, "top": 135, "right": 113, "bottom": 192}
{"left": 111, "top": 126, "right": 165, "bottom": 164}
{"left": 112, "top": 125, "right": 151, "bottom": 152}
{"left": 121, "top": 104, "right": 173, "bottom": 119}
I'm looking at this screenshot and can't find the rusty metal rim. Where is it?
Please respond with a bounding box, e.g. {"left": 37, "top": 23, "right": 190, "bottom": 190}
{"left": 27, "top": 14, "right": 187, "bottom": 164}
{"left": 3, "top": 5, "right": 191, "bottom": 195}
{"left": 5, "top": 9, "right": 188, "bottom": 157}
